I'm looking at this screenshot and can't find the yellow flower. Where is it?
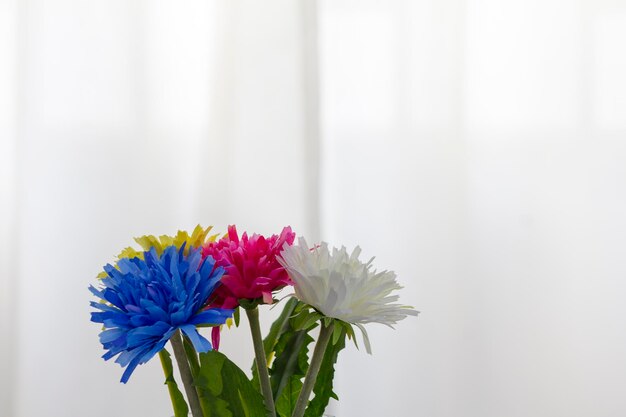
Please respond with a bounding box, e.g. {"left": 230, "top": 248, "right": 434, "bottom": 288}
{"left": 133, "top": 224, "right": 218, "bottom": 256}
{"left": 97, "top": 225, "right": 218, "bottom": 278}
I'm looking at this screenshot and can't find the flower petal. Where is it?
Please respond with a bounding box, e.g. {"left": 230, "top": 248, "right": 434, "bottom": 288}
{"left": 180, "top": 324, "right": 212, "bottom": 353}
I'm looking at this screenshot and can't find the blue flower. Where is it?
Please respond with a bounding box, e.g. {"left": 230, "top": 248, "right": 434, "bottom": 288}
{"left": 90, "top": 245, "right": 233, "bottom": 383}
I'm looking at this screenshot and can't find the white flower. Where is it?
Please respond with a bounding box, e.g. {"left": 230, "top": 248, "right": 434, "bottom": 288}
{"left": 278, "top": 237, "right": 418, "bottom": 353}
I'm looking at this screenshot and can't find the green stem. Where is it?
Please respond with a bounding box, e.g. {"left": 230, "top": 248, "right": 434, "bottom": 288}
{"left": 291, "top": 321, "right": 334, "bottom": 417}
{"left": 182, "top": 336, "right": 210, "bottom": 416}
{"left": 170, "top": 330, "right": 204, "bottom": 417}
{"left": 246, "top": 306, "right": 277, "bottom": 417}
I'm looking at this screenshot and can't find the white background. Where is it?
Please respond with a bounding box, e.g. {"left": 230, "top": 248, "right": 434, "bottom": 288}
{"left": 2, "top": 1, "right": 626, "bottom": 416}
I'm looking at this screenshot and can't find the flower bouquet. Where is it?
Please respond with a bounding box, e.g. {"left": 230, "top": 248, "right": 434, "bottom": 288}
{"left": 90, "top": 225, "right": 417, "bottom": 417}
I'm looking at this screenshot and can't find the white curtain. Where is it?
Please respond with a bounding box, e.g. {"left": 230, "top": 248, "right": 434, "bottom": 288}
{"left": 2, "top": 1, "right": 626, "bottom": 417}
{"left": 321, "top": 1, "right": 626, "bottom": 417}
{"left": 0, "top": 1, "right": 18, "bottom": 416}
{"left": 0, "top": 1, "right": 315, "bottom": 416}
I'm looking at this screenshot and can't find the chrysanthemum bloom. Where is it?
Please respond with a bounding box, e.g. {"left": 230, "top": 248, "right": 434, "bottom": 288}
{"left": 89, "top": 245, "right": 233, "bottom": 383}
{"left": 97, "top": 225, "right": 218, "bottom": 278}
{"left": 278, "top": 238, "right": 418, "bottom": 353}
{"left": 202, "top": 225, "right": 296, "bottom": 308}
{"left": 117, "top": 224, "right": 217, "bottom": 260}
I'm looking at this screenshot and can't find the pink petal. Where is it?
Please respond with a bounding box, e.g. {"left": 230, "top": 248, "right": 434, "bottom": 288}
{"left": 211, "top": 326, "right": 221, "bottom": 351}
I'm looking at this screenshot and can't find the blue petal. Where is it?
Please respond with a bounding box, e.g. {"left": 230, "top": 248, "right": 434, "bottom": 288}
{"left": 126, "top": 323, "right": 170, "bottom": 348}
{"left": 91, "top": 311, "right": 128, "bottom": 325}
{"left": 90, "top": 301, "right": 119, "bottom": 313}
{"left": 139, "top": 329, "right": 174, "bottom": 364}
{"left": 120, "top": 348, "right": 148, "bottom": 384}
{"left": 88, "top": 285, "right": 104, "bottom": 299}
{"left": 142, "top": 304, "right": 169, "bottom": 322}
{"left": 115, "top": 347, "right": 141, "bottom": 367}
{"left": 99, "top": 328, "right": 126, "bottom": 344}
{"left": 91, "top": 243, "right": 229, "bottom": 383}
{"left": 189, "top": 309, "right": 233, "bottom": 326}
{"left": 180, "top": 324, "right": 212, "bottom": 353}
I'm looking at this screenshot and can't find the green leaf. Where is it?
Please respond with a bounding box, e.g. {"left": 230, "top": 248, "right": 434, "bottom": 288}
{"left": 182, "top": 335, "right": 217, "bottom": 415}
{"left": 275, "top": 376, "right": 303, "bottom": 417}
{"left": 196, "top": 351, "right": 268, "bottom": 417}
{"left": 249, "top": 299, "right": 345, "bottom": 417}
{"left": 344, "top": 322, "right": 358, "bottom": 349}
{"left": 270, "top": 329, "right": 314, "bottom": 400}
{"left": 268, "top": 301, "right": 318, "bottom": 417}
{"left": 302, "top": 313, "right": 323, "bottom": 332}
{"left": 332, "top": 321, "right": 343, "bottom": 346}
{"left": 239, "top": 297, "right": 264, "bottom": 310}
{"left": 304, "top": 327, "right": 346, "bottom": 417}
{"left": 182, "top": 335, "right": 200, "bottom": 377}
{"left": 263, "top": 298, "right": 299, "bottom": 356}
{"left": 158, "top": 349, "right": 189, "bottom": 417}
{"left": 290, "top": 308, "right": 321, "bottom": 332}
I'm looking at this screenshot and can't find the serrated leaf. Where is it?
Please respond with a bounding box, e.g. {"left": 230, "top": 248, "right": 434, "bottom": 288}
{"left": 290, "top": 309, "right": 311, "bottom": 330}
{"left": 301, "top": 313, "right": 323, "bottom": 331}
{"left": 292, "top": 301, "right": 306, "bottom": 314}
{"left": 291, "top": 308, "right": 321, "bottom": 331}
{"left": 332, "top": 321, "right": 343, "bottom": 346}
{"left": 304, "top": 327, "right": 346, "bottom": 417}
{"left": 270, "top": 330, "right": 314, "bottom": 400}
{"left": 344, "top": 323, "right": 358, "bottom": 349}
{"left": 267, "top": 301, "right": 318, "bottom": 416}
{"left": 196, "top": 351, "right": 267, "bottom": 417}
{"left": 275, "top": 376, "right": 303, "bottom": 417}
{"left": 264, "top": 298, "right": 299, "bottom": 356}
{"left": 158, "top": 349, "right": 189, "bottom": 417}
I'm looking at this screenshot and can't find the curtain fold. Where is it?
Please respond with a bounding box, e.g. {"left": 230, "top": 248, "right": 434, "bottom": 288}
{"left": 2, "top": 1, "right": 626, "bottom": 417}
{"left": 0, "top": 1, "right": 18, "bottom": 416}
{"left": 320, "top": 1, "right": 626, "bottom": 417}
{"left": 1, "top": 1, "right": 316, "bottom": 416}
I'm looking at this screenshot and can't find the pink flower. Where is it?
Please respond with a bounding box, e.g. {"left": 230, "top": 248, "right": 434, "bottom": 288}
{"left": 203, "top": 225, "right": 296, "bottom": 309}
